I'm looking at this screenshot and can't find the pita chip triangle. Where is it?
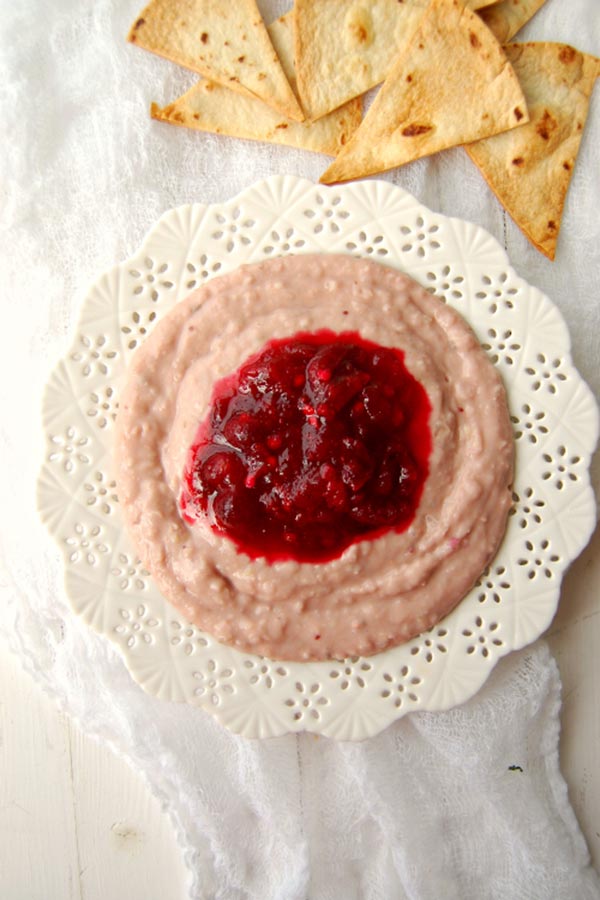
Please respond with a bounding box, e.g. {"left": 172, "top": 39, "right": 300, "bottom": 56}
{"left": 150, "top": 15, "right": 362, "bottom": 156}
{"left": 466, "top": 43, "right": 600, "bottom": 260}
{"left": 294, "top": 0, "right": 501, "bottom": 122}
{"left": 479, "top": 0, "right": 548, "bottom": 44}
{"left": 320, "top": 0, "right": 528, "bottom": 184}
{"left": 295, "top": 0, "right": 432, "bottom": 122}
{"left": 128, "top": 0, "right": 304, "bottom": 121}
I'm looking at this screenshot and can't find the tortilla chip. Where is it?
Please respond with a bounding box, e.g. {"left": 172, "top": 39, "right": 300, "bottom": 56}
{"left": 320, "top": 0, "right": 528, "bottom": 184}
{"left": 295, "top": 0, "right": 428, "bottom": 122}
{"left": 465, "top": 43, "right": 600, "bottom": 260}
{"left": 151, "top": 15, "right": 361, "bottom": 156}
{"left": 128, "top": 0, "right": 304, "bottom": 121}
{"left": 479, "top": 0, "right": 547, "bottom": 43}
{"left": 294, "top": 0, "right": 502, "bottom": 122}
{"left": 267, "top": 12, "right": 307, "bottom": 103}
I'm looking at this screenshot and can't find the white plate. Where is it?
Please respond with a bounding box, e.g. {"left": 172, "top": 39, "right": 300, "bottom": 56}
{"left": 37, "top": 175, "right": 598, "bottom": 740}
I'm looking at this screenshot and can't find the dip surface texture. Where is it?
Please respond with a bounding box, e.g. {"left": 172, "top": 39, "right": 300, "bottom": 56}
{"left": 115, "top": 254, "right": 514, "bottom": 661}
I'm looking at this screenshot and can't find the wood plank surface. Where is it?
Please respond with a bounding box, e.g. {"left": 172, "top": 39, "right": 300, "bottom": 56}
{"left": 548, "top": 522, "right": 600, "bottom": 871}
{"left": 0, "top": 645, "right": 188, "bottom": 900}
{"left": 0, "top": 646, "right": 80, "bottom": 900}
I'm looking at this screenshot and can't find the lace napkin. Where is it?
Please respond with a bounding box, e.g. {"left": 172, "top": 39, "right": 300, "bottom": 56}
{"left": 1, "top": 0, "right": 599, "bottom": 897}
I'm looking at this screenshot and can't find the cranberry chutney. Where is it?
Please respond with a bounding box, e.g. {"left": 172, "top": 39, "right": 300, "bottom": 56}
{"left": 180, "top": 331, "right": 432, "bottom": 563}
{"left": 115, "top": 254, "right": 514, "bottom": 661}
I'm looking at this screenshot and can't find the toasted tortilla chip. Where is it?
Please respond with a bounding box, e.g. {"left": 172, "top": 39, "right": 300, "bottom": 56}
{"left": 320, "top": 0, "right": 528, "bottom": 184}
{"left": 465, "top": 43, "right": 600, "bottom": 260}
{"left": 128, "top": 0, "right": 304, "bottom": 121}
{"left": 151, "top": 15, "right": 361, "bottom": 156}
{"left": 479, "top": 0, "right": 547, "bottom": 43}
{"left": 295, "top": 0, "right": 430, "bottom": 122}
{"left": 294, "top": 0, "right": 502, "bottom": 122}
{"left": 267, "top": 12, "right": 307, "bottom": 103}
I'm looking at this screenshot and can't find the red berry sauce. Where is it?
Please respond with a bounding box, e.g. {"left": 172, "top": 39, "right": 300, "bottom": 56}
{"left": 180, "top": 330, "right": 431, "bottom": 563}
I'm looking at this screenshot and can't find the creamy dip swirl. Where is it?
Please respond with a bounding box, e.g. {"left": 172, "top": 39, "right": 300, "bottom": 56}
{"left": 115, "top": 254, "right": 514, "bottom": 661}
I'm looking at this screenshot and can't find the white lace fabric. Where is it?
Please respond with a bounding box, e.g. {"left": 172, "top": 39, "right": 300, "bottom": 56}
{"left": 1, "top": 1, "right": 599, "bottom": 898}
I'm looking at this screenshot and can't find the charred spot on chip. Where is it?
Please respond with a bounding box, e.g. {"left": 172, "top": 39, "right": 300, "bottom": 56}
{"left": 548, "top": 220, "right": 557, "bottom": 231}
{"left": 514, "top": 107, "right": 524, "bottom": 122}
{"left": 559, "top": 46, "right": 577, "bottom": 65}
{"left": 238, "top": 56, "right": 246, "bottom": 63}
{"left": 536, "top": 110, "right": 556, "bottom": 141}
{"left": 406, "top": 74, "right": 413, "bottom": 83}
{"left": 469, "top": 32, "right": 481, "bottom": 49}
{"left": 134, "top": 17, "right": 145, "bottom": 30}
{"left": 229, "top": 76, "right": 240, "bottom": 82}
{"left": 161, "top": 106, "right": 183, "bottom": 124}
{"left": 200, "top": 32, "right": 208, "bottom": 44}
{"left": 193, "top": 113, "right": 200, "bottom": 121}
{"left": 402, "top": 124, "right": 433, "bottom": 137}
{"left": 276, "top": 123, "right": 289, "bottom": 129}
{"left": 563, "top": 161, "right": 571, "bottom": 171}
{"left": 512, "top": 157, "right": 524, "bottom": 167}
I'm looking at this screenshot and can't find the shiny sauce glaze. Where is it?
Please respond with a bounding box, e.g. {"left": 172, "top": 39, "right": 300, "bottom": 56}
{"left": 180, "top": 330, "right": 431, "bottom": 562}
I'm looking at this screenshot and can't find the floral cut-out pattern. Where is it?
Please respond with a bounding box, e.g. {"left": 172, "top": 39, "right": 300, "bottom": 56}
{"left": 37, "top": 176, "right": 598, "bottom": 740}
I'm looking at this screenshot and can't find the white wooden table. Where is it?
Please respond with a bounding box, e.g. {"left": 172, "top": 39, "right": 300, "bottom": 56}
{"left": 1, "top": 511, "right": 598, "bottom": 899}
{"left": 0, "top": 643, "right": 188, "bottom": 900}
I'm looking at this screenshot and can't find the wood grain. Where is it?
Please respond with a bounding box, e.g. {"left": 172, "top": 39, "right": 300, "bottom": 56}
{"left": 548, "top": 522, "right": 600, "bottom": 871}
{"left": 0, "top": 646, "right": 188, "bottom": 900}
